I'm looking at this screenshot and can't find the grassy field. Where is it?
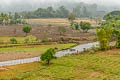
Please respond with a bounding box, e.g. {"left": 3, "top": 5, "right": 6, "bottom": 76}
{"left": 0, "top": 43, "right": 76, "bottom": 53}
{"left": 0, "top": 38, "right": 76, "bottom": 61}
{"left": 1, "top": 49, "right": 120, "bottom": 80}
{"left": 26, "top": 18, "right": 96, "bottom": 26}
{"left": 0, "top": 36, "right": 25, "bottom": 42}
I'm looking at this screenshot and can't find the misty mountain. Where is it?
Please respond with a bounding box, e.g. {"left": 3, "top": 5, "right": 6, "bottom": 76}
{"left": 0, "top": 0, "right": 119, "bottom": 13}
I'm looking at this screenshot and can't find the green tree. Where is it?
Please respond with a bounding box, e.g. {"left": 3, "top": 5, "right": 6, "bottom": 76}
{"left": 58, "top": 26, "right": 66, "bottom": 35}
{"left": 23, "top": 24, "right": 32, "bottom": 36}
{"left": 40, "top": 48, "right": 56, "bottom": 64}
{"left": 80, "top": 22, "right": 91, "bottom": 32}
{"left": 96, "top": 27, "right": 113, "bottom": 50}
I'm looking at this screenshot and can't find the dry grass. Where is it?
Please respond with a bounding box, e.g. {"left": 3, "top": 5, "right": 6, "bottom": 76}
{"left": 26, "top": 18, "right": 96, "bottom": 26}
{"left": 0, "top": 36, "right": 25, "bottom": 42}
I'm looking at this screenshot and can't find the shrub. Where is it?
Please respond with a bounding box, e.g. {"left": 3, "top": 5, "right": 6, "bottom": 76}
{"left": 72, "top": 22, "right": 80, "bottom": 30}
{"left": 57, "top": 26, "right": 66, "bottom": 35}
{"left": 40, "top": 48, "right": 56, "bottom": 65}
{"left": 41, "top": 39, "right": 49, "bottom": 43}
{"left": 88, "top": 45, "right": 99, "bottom": 54}
{"left": 88, "top": 50, "right": 96, "bottom": 54}
{"left": 24, "top": 35, "right": 37, "bottom": 44}
{"left": 10, "top": 37, "right": 17, "bottom": 44}
{"left": 70, "top": 21, "right": 75, "bottom": 26}
{"left": 60, "top": 36, "right": 65, "bottom": 41}
{"left": 48, "top": 38, "right": 52, "bottom": 42}
{"left": 48, "top": 24, "right": 52, "bottom": 27}
{"left": 91, "top": 45, "right": 99, "bottom": 52}
{"left": 81, "top": 37, "right": 88, "bottom": 40}
{"left": 74, "top": 22, "right": 80, "bottom": 30}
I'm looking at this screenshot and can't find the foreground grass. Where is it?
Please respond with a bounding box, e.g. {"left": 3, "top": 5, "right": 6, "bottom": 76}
{"left": 1, "top": 51, "right": 120, "bottom": 80}
{"left": 0, "top": 43, "right": 76, "bottom": 54}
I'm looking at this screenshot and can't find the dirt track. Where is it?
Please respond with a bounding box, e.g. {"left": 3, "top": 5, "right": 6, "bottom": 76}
{"left": 0, "top": 52, "right": 40, "bottom": 62}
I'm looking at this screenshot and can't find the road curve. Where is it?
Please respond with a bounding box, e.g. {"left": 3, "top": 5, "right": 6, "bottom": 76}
{"left": 0, "top": 42, "right": 99, "bottom": 67}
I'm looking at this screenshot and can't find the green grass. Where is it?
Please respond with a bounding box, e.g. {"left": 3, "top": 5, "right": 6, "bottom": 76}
{"left": 0, "top": 43, "right": 76, "bottom": 54}
{"left": 1, "top": 52, "right": 120, "bottom": 80}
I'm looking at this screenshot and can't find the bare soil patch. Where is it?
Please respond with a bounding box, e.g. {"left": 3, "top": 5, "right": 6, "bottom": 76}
{"left": 97, "top": 49, "right": 120, "bottom": 55}
{"left": 0, "top": 52, "right": 40, "bottom": 62}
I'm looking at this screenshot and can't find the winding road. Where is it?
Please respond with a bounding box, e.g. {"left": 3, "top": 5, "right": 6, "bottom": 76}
{"left": 0, "top": 42, "right": 99, "bottom": 67}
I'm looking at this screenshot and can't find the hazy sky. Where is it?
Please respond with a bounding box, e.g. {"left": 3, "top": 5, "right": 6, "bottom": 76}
{"left": 1, "top": 0, "right": 120, "bottom": 5}
{"left": 0, "top": 0, "right": 118, "bottom": 12}
{"left": 0, "top": 0, "right": 120, "bottom": 8}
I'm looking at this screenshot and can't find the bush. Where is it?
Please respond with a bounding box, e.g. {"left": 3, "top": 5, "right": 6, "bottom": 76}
{"left": 48, "top": 24, "right": 52, "bottom": 27}
{"left": 81, "top": 37, "right": 88, "bottom": 40}
{"left": 88, "top": 45, "right": 100, "bottom": 54}
{"left": 10, "top": 37, "right": 17, "bottom": 44}
{"left": 60, "top": 36, "right": 65, "bottom": 41}
{"left": 48, "top": 38, "right": 52, "bottom": 42}
{"left": 74, "top": 22, "right": 80, "bottom": 30}
{"left": 57, "top": 26, "right": 66, "bottom": 35}
{"left": 40, "top": 48, "right": 56, "bottom": 64}
{"left": 88, "top": 50, "right": 96, "bottom": 54}
{"left": 24, "top": 35, "right": 37, "bottom": 44}
{"left": 72, "top": 22, "right": 80, "bottom": 30}
{"left": 42, "top": 39, "right": 49, "bottom": 43}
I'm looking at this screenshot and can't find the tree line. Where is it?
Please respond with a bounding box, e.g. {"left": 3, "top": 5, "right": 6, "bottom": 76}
{"left": 0, "top": 4, "right": 106, "bottom": 21}
{"left": 0, "top": 12, "right": 26, "bottom": 25}
{"left": 20, "top": 4, "right": 105, "bottom": 19}
{"left": 21, "top": 6, "right": 70, "bottom": 19}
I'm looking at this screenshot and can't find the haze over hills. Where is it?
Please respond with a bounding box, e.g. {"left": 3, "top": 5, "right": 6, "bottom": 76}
{"left": 0, "top": 0, "right": 119, "bottom": 12}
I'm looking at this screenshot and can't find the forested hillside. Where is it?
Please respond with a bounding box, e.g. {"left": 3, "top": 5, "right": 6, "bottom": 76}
{"left": 0, "top": 1, "right": 117, "bottom": 18}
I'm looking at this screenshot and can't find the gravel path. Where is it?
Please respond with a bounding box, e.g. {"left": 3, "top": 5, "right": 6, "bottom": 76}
{"left": 0, "top": 42, "right": 99, "bottom": 67}
{"left": 55, "top": 42, "right": 98, "bottom": 57}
